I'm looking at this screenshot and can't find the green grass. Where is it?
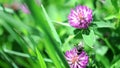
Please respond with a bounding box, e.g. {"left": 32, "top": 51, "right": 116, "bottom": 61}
{"left": 0, "top": 0, "right": 120, "bottom": 68}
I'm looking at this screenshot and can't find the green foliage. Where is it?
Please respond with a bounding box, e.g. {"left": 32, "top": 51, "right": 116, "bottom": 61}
{"left": 0, "top": 0, "right": 120, "bottom": 68}
{"left": 82, "top": 29, "right": 95, "bottom": 48}
{"left": 36, "top": 48, "right": 46, "bottom": 68}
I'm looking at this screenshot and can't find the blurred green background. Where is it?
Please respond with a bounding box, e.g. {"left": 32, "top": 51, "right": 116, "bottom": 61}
{"left": 0, "top": 0, "right": 120, "bottom": 68}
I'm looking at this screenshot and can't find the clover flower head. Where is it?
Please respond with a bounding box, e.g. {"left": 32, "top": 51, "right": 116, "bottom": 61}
{"left": 65, "top": 48, "right": 89, "bottom": 68}
{"left": 20, "top": 4, "right": 30, "bottom": 14}
{"left": 68, "top": 5, "right": 93, "bottom": 29}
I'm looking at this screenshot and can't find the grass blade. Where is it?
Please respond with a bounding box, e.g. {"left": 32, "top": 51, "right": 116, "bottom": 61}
{"left": 36, "top": 48, "right": 46, "bottom": 68}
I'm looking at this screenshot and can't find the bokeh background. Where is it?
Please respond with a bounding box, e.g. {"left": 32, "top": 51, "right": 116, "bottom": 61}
{"left": 0, "top": 0, "right": 120, "bottom": 68}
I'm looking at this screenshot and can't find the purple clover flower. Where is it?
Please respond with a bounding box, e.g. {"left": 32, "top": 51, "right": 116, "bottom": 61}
{"left": 20, "top": 4, "right": 30, "bottom": 14}
{"left": 65, "top": 48, "right": 89, "bottom": 68}
{"left": 68, "top": 5, "right": 93, "bottom": 29}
